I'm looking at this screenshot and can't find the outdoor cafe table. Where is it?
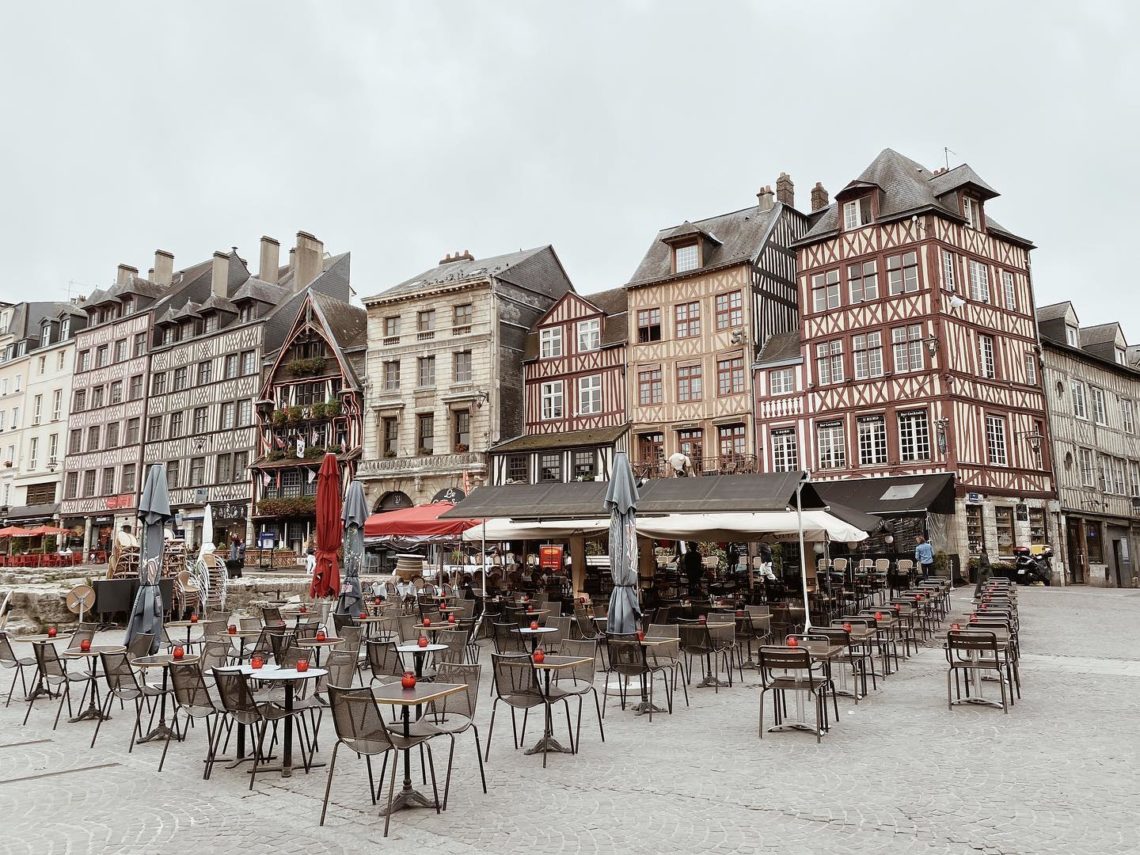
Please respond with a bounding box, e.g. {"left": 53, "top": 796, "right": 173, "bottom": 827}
{"left": 359, "top": 614, "right": 396, "bottom": 639}
{"left": 18, "top": 633, "right": 82, "bottom": 702}
{"left": 531, "top": 656, "right": 591, "bottom": 764}
{"left": 936, "top": 626, "right": 1013, "bottom": 708}
{"left": 295, "top": 636, "right": 342, "bottom": 668}
{"left": 165, "top": 620, "right": 203, "bottom": 648}
{"left": 238, "top": 663, "right": 327, "bottom": 777}
{"left": 62, "top": 644, "right": 125, "bottom": 722}
{"left": 371, "top": 681, "right": 465, "bottom": 814}
{"left": 396, "top": 642, "right": 446, "bottom": 679}
{"left": 133, "top": 653, "right": 201, "bottom": 744}
{"left": 516, "top": 626, "right": 558, "bottom": 654}
{"left": 634, "top": 637, "right": 676, "bottom": 715}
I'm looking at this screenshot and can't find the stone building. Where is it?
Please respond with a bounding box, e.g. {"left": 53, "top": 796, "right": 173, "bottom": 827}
{"left": 1038, "top": 302, "right": 1140, "bottom": 586}
{"left": 360, "top": 247, "right": 574, "bottom": 511}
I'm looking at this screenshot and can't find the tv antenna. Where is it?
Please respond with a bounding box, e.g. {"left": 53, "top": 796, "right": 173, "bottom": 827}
{"left": 943, "top": 147, "right": 958, "bottom": 170}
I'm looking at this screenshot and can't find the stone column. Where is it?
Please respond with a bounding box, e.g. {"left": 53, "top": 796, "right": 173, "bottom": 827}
{"left": 569, "top": 535, "right": 586, "bottom": 595}
{"left": 83, "top": 516, "right": 93, "bottom": 556}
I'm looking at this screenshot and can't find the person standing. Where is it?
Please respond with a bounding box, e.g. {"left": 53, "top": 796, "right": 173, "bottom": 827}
{"left": 915, "top": 535, "right": 935, "bottom": 581}
{"left": 973, "top": 546, "right": 993, "bottom": 598}
{"left": 683, "top": 542, "right": 704, "bottom": 598}
{"left": 304, "top": 547, "right": 316, "bottom": 576}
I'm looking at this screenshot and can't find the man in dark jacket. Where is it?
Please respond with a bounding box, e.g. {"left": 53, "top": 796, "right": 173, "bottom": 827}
{"left": 973, "top": 546, "right": 993, "bottom": 598}
{"left": 683, "top": 543, "right": 704, "bottom": 598}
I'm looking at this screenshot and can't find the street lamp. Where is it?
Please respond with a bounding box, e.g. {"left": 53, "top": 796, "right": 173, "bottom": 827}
{"left": 924, "top": 336, "right": 939, "bottom": 356}
{"left": 1016, "top": 429, "right": 1044, "bottom": 453}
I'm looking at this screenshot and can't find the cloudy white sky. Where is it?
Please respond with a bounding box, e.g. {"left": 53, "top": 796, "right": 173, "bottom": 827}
{"left": 2, "top": 1, "right": 1136, "bottom": 335}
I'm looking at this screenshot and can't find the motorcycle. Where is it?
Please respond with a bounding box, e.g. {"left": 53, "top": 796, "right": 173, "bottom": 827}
{"left": 1013, "top": 545, "right": 1052, "bottom": 585}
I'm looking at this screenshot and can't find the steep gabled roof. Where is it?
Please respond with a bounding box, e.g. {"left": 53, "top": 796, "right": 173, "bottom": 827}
{"left": 754, "top": 330, "right": 802, "bottom": 367}
{"left": 1035, "top": 302, "right": 1076, "bottom": 324}
{"left": 1080, "top": 323, "right": 1125, "bottom": 347}
{"left": 522, "top": 287, "right": 628, "bottom": 360}
{"left": 367, "top": 246, "right": 556, "bottom": 303}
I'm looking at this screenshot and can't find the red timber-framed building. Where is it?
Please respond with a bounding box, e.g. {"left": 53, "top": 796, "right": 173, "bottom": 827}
{"left": 488, "top": 288, "right": 629, "bottom": 484}
{"left": 754, "top": 149, "right": 1058, "bottom": 570}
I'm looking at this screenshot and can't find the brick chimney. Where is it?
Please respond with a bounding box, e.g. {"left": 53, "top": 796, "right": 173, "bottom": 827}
{"left": 756, "top": 186, "right": 775, "bottom": 212}
{"left": 294, "top": 231, "right": 324, "bottom": 289}
{"left": 153, "top": 250, "right": 174, "bottom": 287}
{"left": 211, "top": 251, "right": 229, "bottom": 297}
{"left": 811, "top": 182, "right": 830, "bottom": 212}
{"left": 440, "top": 250, "right": 475, "bottom": 264}
{"left": 258, "top": 236, "right": 280, "bottom": 284}
{"left": 776, "top": 172, "right": 794, "bottom": 208}
{"left": 116, "top": 264, "right": 138, "bottom": 286}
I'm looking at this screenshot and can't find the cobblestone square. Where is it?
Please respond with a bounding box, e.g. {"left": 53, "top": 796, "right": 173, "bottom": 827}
{"left": 2, "top": 586, "right": 1138, "bottom": 855}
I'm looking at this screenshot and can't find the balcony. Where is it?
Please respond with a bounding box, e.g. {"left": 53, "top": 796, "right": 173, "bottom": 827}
{"left": 358, "top": 451, "right": 486, "bottom": 478}
{"left": 634, "top": 454, "right": 758, "bottom": 479}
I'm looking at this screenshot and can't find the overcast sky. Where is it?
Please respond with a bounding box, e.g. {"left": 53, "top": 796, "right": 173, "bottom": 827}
{"left": 2, "top": 1, "right": 1136, "bottom": 337}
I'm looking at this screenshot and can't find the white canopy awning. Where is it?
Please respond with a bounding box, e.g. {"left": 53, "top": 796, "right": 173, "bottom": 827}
{"left": 461, "top": 518, "right": 610, "bottom": 542}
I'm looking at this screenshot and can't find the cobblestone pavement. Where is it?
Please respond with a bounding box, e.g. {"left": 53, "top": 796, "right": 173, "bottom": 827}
{"left": 1, "top": 586, "right": 1138, "bottom": 855}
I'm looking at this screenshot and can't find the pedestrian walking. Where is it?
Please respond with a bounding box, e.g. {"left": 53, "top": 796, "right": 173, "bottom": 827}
{"left": 915, "top": 535, "right": 935, "bottom": 580}
{"left": 973, "top": 546, "right": 993, "bottom": 598}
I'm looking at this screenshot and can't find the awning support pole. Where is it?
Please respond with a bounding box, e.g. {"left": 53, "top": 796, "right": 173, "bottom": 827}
{"left": 797, "top": 473, "right": 812, "bottom": 631}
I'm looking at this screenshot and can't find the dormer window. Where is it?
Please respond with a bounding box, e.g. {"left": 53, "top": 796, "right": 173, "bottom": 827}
{"left": 1065, "top": 324, "right": 1079, "bottom": 347}
{"left": 540, "top": 327, "right": 563, "bottom": 359}
{"left": 122, "top": 297, "right": 134, "bottom": 316}
{"left": 61, "top": 317, "right": 71, "bottom": 339}
{"left": 41, "top": 325, "right": 51, "bottom": 347}
{"left": 963, "top": 196, "right": 981, "bottom": 230}
{"left": 674, "top": 243, "right": 699, "bottom": 273}
{"left": 843, "top": 196, "right": 872, "bottom": 230}
{"left": 577, "top": 319, "right": 600, "bottom": 352}
{"left": 204, "top": 313, "right": 219, "bottom": 333}
{"left": 1116, "top": 346, "right": 1127, "bottom": 365}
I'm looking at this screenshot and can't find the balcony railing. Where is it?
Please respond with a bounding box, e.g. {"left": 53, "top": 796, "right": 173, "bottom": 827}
{"left": 634, "top": 454, "right": 758, "bottom": 480}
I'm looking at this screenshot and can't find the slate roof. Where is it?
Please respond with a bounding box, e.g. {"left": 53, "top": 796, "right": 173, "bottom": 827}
{"left": 627, "top": 204, "right": 782, "bottom": 288}
{"left": 199, "top": 294, "right": 238, "bottom": 314}
{"left": 1079, "top": 323, "right": 1124, "bottom": 346}
{"left": 490, "top": 424, "right": 630, "bottom": 454}
{"left": 1034, "top": 302, "right": 1074, "bottom": 323}
{"left": 231, "top": 277, "right": 289, "bottom": 304}
{"left": 367, "top": 247, "right": 557, "bottom": 303}
{"left": 754, "top": 330, "right": 802, "bottom": 367}
{"left": 522, "top": 287, "right": 628, "bottom": 361}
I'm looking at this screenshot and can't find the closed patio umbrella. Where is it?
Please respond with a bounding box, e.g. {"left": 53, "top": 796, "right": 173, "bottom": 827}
{"left": 125, "top": 463, "right": 171, "bottom": 655}
{"left": 604, "top": 451, "right": 641, "bottom": 635}
{"left": 336, "top": 480, "right": 368, "bottom": 616}
{"left": 199, "top": 503, "right": 213, "bottom": 558}
{"left": 310, "top": 453, "right": 342, "bottom": 600}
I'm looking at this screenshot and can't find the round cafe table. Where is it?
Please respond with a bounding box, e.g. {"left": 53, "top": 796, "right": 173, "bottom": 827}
{"left": 395, "top": 643, "right": 446, "bottom": 679}
{"left": 165, "top": 620, "right": 203, "bottom": 649}
{"left": 62, "top": 645, "right": 125, "bottom": 723}
{"left": 238, "top": 663, "right": 327, "bottom": 777}
{"left": 18, "top": 634, "right": 82, "bottom": 702}
{"left": 133, "top": 653, "right": 201, "bottom": 744}
{"left": 516, "top": 626, "right": 558, "bottom": 653}
{"left": 295, "top": 636, "right": 342, "bottom": 668}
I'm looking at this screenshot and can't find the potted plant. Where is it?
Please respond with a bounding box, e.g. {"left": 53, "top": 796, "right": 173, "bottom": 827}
{"left": 325, "top": 399, "right": 342, "bottom": 417}
{"left": 454, "top": 443, "right": 469, "bottom": 453}
{"left": 286, "top": 405, "right": 303, "bottom": 425}
{"left": 310, "top": 402, "right": 326, "bottom": 419}
{"left": 271, "top": 409, "right": 287, "bottom": 427}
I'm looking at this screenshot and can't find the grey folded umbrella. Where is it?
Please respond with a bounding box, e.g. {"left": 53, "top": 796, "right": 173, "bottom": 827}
{"left": 125, "top": 464, "right": 172, "bottom": 655}
{"left": 336, "top": 480, "right": 368, "bottom": 616}
{"left": 605, "top": 451, "right": 641, "bottom": 635}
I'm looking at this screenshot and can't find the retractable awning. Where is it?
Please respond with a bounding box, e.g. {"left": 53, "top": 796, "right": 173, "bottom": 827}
{"left": 363, "top": 502, "right": 479, "bottom": 539}
{"left": 813, "top": 474, "right": 955, "bottom": 516}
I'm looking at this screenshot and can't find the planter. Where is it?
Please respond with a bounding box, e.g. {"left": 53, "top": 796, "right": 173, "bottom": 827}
{"left": 324, "top": 400, "right": 342, "bottom": 417}
{"left": 257, "top": 496, "right": 317, "bottom": 517}
{"left": 286, "top": 406, "right": 303, "bottom": 425}
{"left": 271, "top": 410, "right": 287, "bottom": 427}
{"left": 286, "top": 357, "right": 327, "bottom": 377}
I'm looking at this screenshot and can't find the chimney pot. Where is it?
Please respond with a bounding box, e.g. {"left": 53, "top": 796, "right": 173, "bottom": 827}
{"left": 776, "top": 172, "right": 794, "bottom": 208}
{"left": 153, "top": 249, "right": 174, "bottom": 287}
{"left": 259, "top": 236, "right": 280, "bottom": 284}
{"left": 810, "top": 182, "right": 830, "bottom": 212}
{"left": 756, "top": 186, "right": 775, "bottom": 213}
{"left": 293, "top": 231, "right": 324, "bottom": 290}
{"left": 116, "top": 264, "right": 138, "bottom": 286}
{"left": 211, "top": 251, "right": 229, "bottom": 298}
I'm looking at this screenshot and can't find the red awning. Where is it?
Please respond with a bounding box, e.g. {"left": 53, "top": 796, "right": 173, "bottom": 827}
{"left": 0, "top": 527, "right": 39, "bottom": 538}
{"left": 364, "top": 503, "right": 478, "bottom": 539}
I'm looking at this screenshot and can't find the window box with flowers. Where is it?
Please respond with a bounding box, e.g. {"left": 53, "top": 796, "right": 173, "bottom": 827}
{"left": 257, "top": 496, "right": 317, "bottom": 517}
{"left": 324, "top": 399, "right": 342, "bottom": 417}
{"left": 286, "top": 406, "right": 303, "bottom": 425}
{"left": 271, "top": 409, "right": 288, "bottom": 428}
{"left": 286, "top": 357, "right": 327, "bottom": 377}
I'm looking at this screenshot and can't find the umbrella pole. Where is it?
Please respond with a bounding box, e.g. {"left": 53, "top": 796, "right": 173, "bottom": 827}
{"left": 481, "top": 519, "right": 486, "bottom": 597}
{"left": 797, "top": 474, "right": 812, "bottom": 631}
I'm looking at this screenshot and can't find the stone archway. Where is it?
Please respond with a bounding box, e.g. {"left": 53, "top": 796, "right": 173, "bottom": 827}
{"left": 374, "top": 490, "right": 412, "bottom": 513}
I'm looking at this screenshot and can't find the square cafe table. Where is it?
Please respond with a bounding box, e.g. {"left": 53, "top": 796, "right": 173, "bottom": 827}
{"left": 372, "top": 681, "right": 465, "bottom": 814}
{"left": 531, "top": 655, "right": 591, "bottom": 765}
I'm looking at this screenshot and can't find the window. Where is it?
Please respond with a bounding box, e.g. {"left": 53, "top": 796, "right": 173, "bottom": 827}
{"left": 539, "top": 453, "right": 562, "bottom": 482}
{"left": 82, "top": 470, "right": 96, "bottom": 497}
{"left": 452, "top": 304, "right": 472, "bottom": 333}
{"left": 86, "top": 425, "right": 100, "bottom": 452}
{"left": 383, "top": 316, "right": 400, "bottom": 342}
{"left": 1122, "top": 399, "right": 1135, "bottom": 435}
{"left": 231, "top": 452, "right": 246, "bottom": 483}
{"left": 1001, "top": 271, "right": 1016, "bottom": 310}
{"left": 89, "top": 385, "right": 106, "bottom": 409}
{"left": 811, "top": 270, "right": 840, "bottom": 312}
{"left": 968, "top": 259, "right": 990, "bottom": 302}
{"left": 417, "top": 356, "right": 436, "bottom": 387}
{"left": 95, "top": 345, "right": 108, "bottom": 367}
{"left": 771, "top": 429, "right": 798, "bottom": 472}
{"left": 114, "top": 339, "right": 127, "bottom": 362}
{"left": 1130, "top": 460, "right": 1140, "bottom": 497}
{"left": 892, "top": 325, "right": 924, "bottom": 373}
{"left": 126, "top": 418, "right": 140, "bottom": 444}
{"left": 1072, "top": 380, "right": 1088, "bottom": 419}
{"left": 715, "top": 292, "right": 742, "bottom": 330}
{"left": 1117, "top": 347, "right": 1128, "bottom": 365}
{"left": 224, "top": 354, "right": 238, "bottom": 379}
{"left": 454, "top": 351, "right": 472, "bottom": 383}
{"left": 858, "top": 416, "right": 887, "bottom": 466}
{"left": 940, "top": 250, "right": 956, "bottom": 291}
{"left": 678, "top": 429, "right": 703, "bottom": 467}
{"left": 416, "top": 414, "right": 434, "bottom": 455}
{"left": 963, "top": 196, "right": 981, "bottom": 230}
{"left": 577, "top": 319, "right": 600, "bottom": 351}
{"left": 152, "top": 372, "right": 167, "bottom": 395}
{"left": 898, "top": 410, "right": 930, "bottom": 461}
{"left": 216, "top": 454, "right": 232, "bottom": 483}
{"left": 453, "top": 410, "right": 470, "bottom": 450}
{"left": 978, "top": 335, "right": 996, "bottom": 379}
{"left": 241, "top": 351, "right": 257, "bottom": 376}
{"left": 638, "top": 369, "right": 662, "bottom": 405}
{"left": 73, "top": 389, "right": 86, "bottom": 412}
{"left": 770, "top": 368, "right": 794, "bottom": 395}
{"left": 886, "top": 252, "right": 919, "bottom": 295}
{"left": 109, "top": 380, "right": 123, "bottom": 405}
{"left": 220, "top": 402, "right": 236, "bottom": 430}
{"left": 1079, "top": 447, "right": 1095, "bottom": 486}
{"left": 162, "top": 326, "right": 175, "bottom": 345}
{"left": 1112, "top": 457, "right": 1128, "bottom": 494}
{"left": 65, "top": 472, "right": 78, "bottom": 499}
{"left": 994, "top": 506, "right": 1014, "bottom": 557}
{"left": 68, "top": 428, "right": 81, "bottom": 454}
{"left": 105, "top": 422, "right": 119, "bottom": 448}
{"left": 197, "top": 361, "right": 212, "bottom": 385}
{"left": 101, "top": 467, "right": 116, "bottom": 495}
{"left": 193, "top": 407, "right": 208, "bottom": 434}
{"left": 674, "top": 243, "right": 699, "bottom": 273}
{"left": 843, "top": 196, "right": 872, "bottom": 229}
{"left": 416, "top": 310, "right": 435, "bottom": 340}
{"left": 540, "top": 327, "right": 563, "bottom": 358}
{"left": 541, "top": 381, "right": 564, "bottom": 420}
{"left": 578, "top": 375, "right": 602, "bottom": 414}
{"left": 507, "top": 454, "right": 528, "bottom": 483}
{"left": 380, "top": 417, "right": 399, "bottom": 457}
{"left": 173, "top": 366, "right": 188, "bottom": 391}
{"left": 674, "top": 302, "right": 700, "bottom": 338}
{"left": 815, "top": 340, "right": 843, "bottom": 385}
{"left": 676, "top": 364, "right": 702, "bottom": 402}
{"left": 717, "top": 357, "right": 745, "bottom": 395}
{"left": 167, "top": 460, "right": 180, "bottom": 489}
{"left": 41, "top": 326, "right": 50, "bottom": 348}
{"left": 848, "top": 261, "right": 879, "bottom": 303}
{"left": 817, "top": 421, "right": 846, "bottom": 469}
{"left": 382, "top": 361, "right": 400, "bottom": 391}
{"left": 573, "top": 450, "right": 595, "bottom": 480}
{"left": 1091, "top": 387, "right": 1107, "bottom": 425}
{"left": 168, "top": 410, "right": 184, "bottom": 438}
{"left": 29, "top": 437, "right": 38, "bottom": 470}
{"left": 186, "top": 456, "right": 204, "bottom": 486}
{"left": 32, "top": 394, "right": 42, "bottom": 425}
{"left": 853, "top": 332, "right": 883, "bottom": 380}
{"left": 1024, "top": 354, "right": 1037, "bottom": 386}
{"left": 57, "top": 351, "right": 65, "bottom": 370}
{"left": 637, "top": 432, "right": 664, "bottom": 467}
{"left": 1086, "top": 522, "right": 1104, "bottom": 564}
{"left": 78, "top": 350, "right": 90, "bottom": 372}
{"left": 637, "top": 308, "right": 662, "bottom": 343}
{"left": 985, "top": 415, "right": 1008, "bottom": 466}
{"left": 718, "top": 424, "right": 746, "bottom": 459}
{"left": 129, "top": 374, "right": 143, "bottom": 401}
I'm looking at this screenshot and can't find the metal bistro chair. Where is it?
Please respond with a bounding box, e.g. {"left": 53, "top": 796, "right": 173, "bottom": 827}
{"left": 365, "top": 639, "right": 405, "bottom": 689}
{"left": 165, "top": 661, "right": 225, "bottom": 778}
{"left": 603, "top": 637, "right": 674, "bottom": 722}
{"left": 757, "top": 645, "right": 830, "bottom": 743}
{"left": 0, "top": 634, "right": 35, "bottom": 707}
{"left": 90, "top": 650, "right": 164, "bottom": 751}
{"left": 409, "top": 662, "right": 488, "bottom": 810}
{"left": 486, "top": 653, "right": 574, "bottom": 769}
{"left": 554, "top": 639, "right": 607, "bottom": 748}
{"left": 23, "top": 641, "right": 96, "bottom": 729}
{"left": 945, "top": 629, "right": 1012, "bottom": 714}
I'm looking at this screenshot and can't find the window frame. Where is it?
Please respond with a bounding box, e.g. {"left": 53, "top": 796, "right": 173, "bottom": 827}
{"left": 577, "top": 375, "right": 602, "bottom": 415}
{"left": 897, "top": 409, "right": 931, "bottom": 462}
{"left": 540, "top": 380, "right": 564, "bottom": 420}
{"left": 539, "top": 327, "right": 563, "bottom": 359}
{"left": 816, "top": 421, "right": 846, "bottom": 470}
{"left": 637, "top": 308, "right": 662, "bottom": 344}
{"left": 857, "top": 415, "right": 888, "bottom": 466}
{"left": 674, "top": 301, "right": 701, "bottom": 339}
{"left": 985, "top": 415, "right": 1008, "bottom": 467}
{"left": 715, "top": 291, "right": 743, "bottom": 330}
{"left": 576, "top": 318, "right": 600, "bottom": 352}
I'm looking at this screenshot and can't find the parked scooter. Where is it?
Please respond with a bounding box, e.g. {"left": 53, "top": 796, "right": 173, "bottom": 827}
{"left": 1013, "top": 545, "right": 1052, "bottom": 585}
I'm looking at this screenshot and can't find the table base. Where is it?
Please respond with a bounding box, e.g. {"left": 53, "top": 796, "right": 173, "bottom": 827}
{"left": 767, "top": 722, "right": 820, "bottom": 735}
{"left": 951, "top": 697, "right": 1004, "bottom": 709}
{"left": 25, "top": 685, "right": 58, "bottom": 703}
{"left": 696, "top": 673, "right": 729, "bottom": 688}
{"left": 248, "top": 761, "right": 325, "bottom": 778}
{"left": 69, "top": 705, "right": 110, "bottom": 723}
{"left": 631, "top": 700, "right": 666, "bottom": 716}
{"left": 379, "top": 784, "right": 437, "bottom": 815}
{"left": 137, "top": 723, "right": 179, "bottom": 745}
{"left": 524, "top": 735, "right": 573, "bottom": 756}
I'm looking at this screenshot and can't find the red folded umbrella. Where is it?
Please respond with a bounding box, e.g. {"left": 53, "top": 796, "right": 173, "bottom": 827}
{"left": 310, "top": 453, "right": 342, "bottom": 599}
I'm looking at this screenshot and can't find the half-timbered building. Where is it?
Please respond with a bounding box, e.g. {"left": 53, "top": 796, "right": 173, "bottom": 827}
{"left": 626, "top": 177, "right": 807, "bottom": 478}
{"left": 250, "top": 291, "right": 366, "bottom": 553}
{"left": 488, "top": 288, "right": 629, "bottom": 484}
{"left": 360, "top": 246, "right": 574, "bottom": 512}
{"left": 1038, "top": 302, "right": 1140, "bottom": 587}
{"left": 755, "top": 149, "right": 1057, "bottom": 571}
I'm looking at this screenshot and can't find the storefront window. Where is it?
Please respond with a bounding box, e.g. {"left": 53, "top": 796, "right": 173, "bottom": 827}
{"left": 994, "top": 506, "right": 1014, "bottom": 558}
{"left": 965, "top": 505, "right": 984, "bottom": 555}
{"left": 1086, "top": 522, "right": 1104, "bottom": 564}
{"left": 1028, "top": 507, "right": 1046, "bottom": 546}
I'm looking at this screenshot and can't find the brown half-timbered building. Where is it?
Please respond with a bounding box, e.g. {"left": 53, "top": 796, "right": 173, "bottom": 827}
{"left": 626, "top": 177, "right": 807, "bottom": 478}
{"left": 755, "top": 149, "right": 1057, "bottom": 570}
{"left": 489, "top": 288, "right": 629, "bottom": 484}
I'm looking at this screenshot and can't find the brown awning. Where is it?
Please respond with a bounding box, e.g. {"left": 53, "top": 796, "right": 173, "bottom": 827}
{"left": 813, "top": 473, "right": 955, "bottom": 516}
{"left": 439, "top": 472, "right": 824, "bottom": 520}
